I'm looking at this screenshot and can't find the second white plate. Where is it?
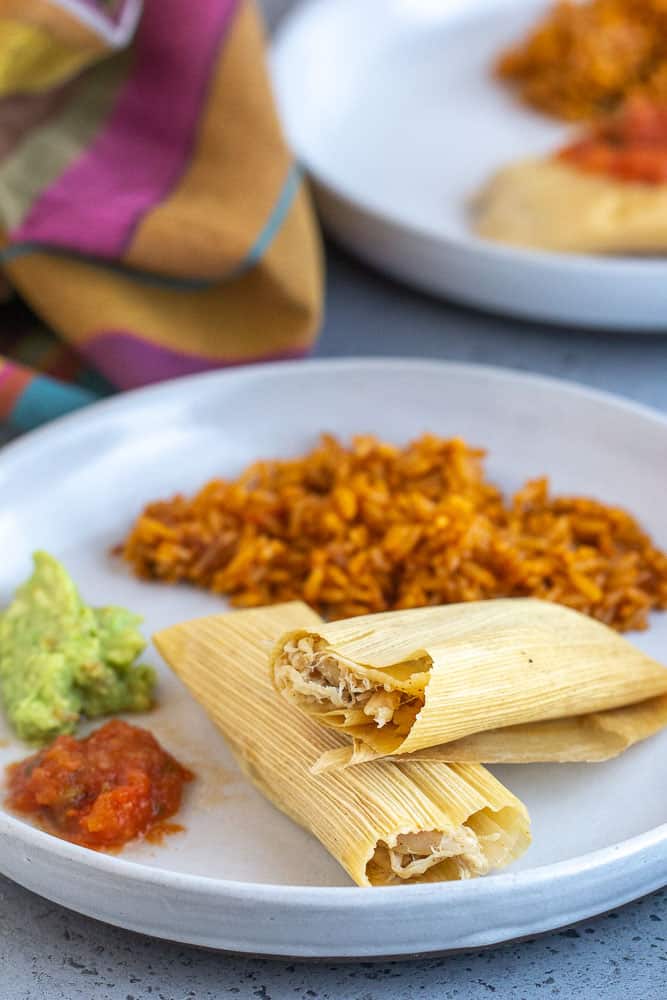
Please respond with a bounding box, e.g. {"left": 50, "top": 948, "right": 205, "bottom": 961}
{"left": 272, "top": 0, "right": 667, "bottom": 330}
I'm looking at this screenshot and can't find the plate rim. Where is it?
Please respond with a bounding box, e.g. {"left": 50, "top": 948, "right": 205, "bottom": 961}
{"left": 270, "top": 0, "right": 667, "bottom": 278}
{"left": 2, "top": 356, "right": 667, "bottom": 460}
{"left": 1, "top": 802, "right": 666, "bottom": 904}
{"left": 1, "top": 356, "right": 666, "bottom": 910}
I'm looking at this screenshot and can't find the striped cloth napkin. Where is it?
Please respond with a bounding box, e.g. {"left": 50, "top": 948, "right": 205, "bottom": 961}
{"left": 0, "top": 0, "right": 323, "bottom": 430}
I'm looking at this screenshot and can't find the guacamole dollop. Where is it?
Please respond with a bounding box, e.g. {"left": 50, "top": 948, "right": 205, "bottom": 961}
{"left": 0, "top": 552, "right": 156, "bottom": 743}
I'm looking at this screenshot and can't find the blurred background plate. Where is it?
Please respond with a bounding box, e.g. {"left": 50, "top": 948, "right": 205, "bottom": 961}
{"left": 271, "top": 0, "right": 667, "bottom": 331}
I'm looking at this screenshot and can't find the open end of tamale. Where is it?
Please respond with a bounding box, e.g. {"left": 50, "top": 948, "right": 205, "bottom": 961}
{"left": 273, "top": 631, "right": 430, "bottom": 749}
{"left": 365, "top": 805, "right": 527, "bottom": 886}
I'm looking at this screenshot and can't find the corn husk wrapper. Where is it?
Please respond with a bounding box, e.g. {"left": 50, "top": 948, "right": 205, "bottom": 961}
{"left": 314, "top": 695, "right": 667, "bottom": 772}
{"left": 154, "top": 602, "right": 530, "bottom": 887}
{"left": 271, "top": 599, "right": 667, "bottom": 768}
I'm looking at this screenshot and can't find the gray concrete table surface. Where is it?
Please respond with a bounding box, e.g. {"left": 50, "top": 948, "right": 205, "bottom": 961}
{"left": 3, "top": 0, "right": 667, "bottom": 996}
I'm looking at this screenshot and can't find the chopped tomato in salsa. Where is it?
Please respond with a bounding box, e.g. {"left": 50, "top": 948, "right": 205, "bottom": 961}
{"left": 5, "top": 720, "right": 193, "bottom": 850}
{"left": 557, "top": 98, "right": 667, "bottom": 184}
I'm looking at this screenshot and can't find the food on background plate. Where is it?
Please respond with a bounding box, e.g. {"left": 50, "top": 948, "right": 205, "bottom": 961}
{"left": 121, "top": 435, "right": 667, "bottom": 632}
{"left": 474, "top": 98, "right": 667, "bottom": 253}
{"left": 154, "top": 603, "right": 531, "bottom": 886}
{"left": 496, "top": 0, "right": 667, "bottom": 121}
{"left": 272, "top": 599, "right": 667, "bottom": 771}
{"left": 0, "top": 552, "right": 156, "bottom": 743}
{"left": 557, "top": 97, "right": 667, "bottom": 183}
{"left": 5, "top": 720, "right": 193, "bottom": 851}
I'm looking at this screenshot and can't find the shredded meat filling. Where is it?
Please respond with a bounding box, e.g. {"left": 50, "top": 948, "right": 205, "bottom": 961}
{"left": 372, "top": 827, "right": 490, "bottom": 882}
{"left": 276, "top": 636, "right": 408, "bottom": 727}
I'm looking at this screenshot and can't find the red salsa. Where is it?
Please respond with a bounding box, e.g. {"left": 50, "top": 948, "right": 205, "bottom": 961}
{"left": 557, "top": 98, "right": 667, "bottom": 184}
{"left": 5, "top": 720, "right": 193, "bottom": 851}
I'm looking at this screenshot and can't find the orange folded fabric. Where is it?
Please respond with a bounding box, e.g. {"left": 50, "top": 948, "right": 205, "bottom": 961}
{"left": 0, "top": 0, "right": 323, "bottom": 429}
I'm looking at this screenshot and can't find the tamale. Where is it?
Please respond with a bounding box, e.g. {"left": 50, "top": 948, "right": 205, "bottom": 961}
{"left": 271, "top": 599, "right": 667, "bottom": 767}
{"left": 154, "top": 602, "right": 531, "bottom": 887}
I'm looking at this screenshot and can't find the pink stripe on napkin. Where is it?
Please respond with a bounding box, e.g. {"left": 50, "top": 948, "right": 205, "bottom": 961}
{"left": 81, "top": 330, "right": 310, "bottom": 389}
{"left": 12, "top": 0, "right": 239, "bottom": 257}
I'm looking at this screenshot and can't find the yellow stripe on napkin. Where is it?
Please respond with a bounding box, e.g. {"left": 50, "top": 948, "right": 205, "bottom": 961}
{"left": 0, "top": 20, "right": 102, "bottom": 95}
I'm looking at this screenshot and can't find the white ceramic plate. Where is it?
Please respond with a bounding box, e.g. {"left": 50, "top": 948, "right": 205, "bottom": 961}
{"left": 271, "top": 0, "right": 667, "bottom": 331}
{"left": 0, "top": 359, "right": 666, "bottom": 958}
